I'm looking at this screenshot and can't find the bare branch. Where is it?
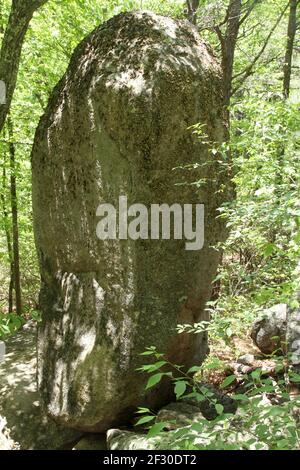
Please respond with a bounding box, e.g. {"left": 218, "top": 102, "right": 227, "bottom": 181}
{"left": 232, "top": 3, "right": 289, "bottom": 95}
{"left": 239, "top": 0, "right": 260, "bottom": 26}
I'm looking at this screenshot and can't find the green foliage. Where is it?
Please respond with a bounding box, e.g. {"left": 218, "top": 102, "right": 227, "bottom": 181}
{"left": 210, "top": 96, "right": 300, "bottom": 337}
{"left": 0, "top": 312, "right": 24, "bottom": 338}
{"left": 138, "top": 346, "right": 300, "bottom": 450}
{"left": 0, "top": 309, "right": 41, "bottom": 339}
{"left": 0, "top": 0, "right": 299, "bottom": 451}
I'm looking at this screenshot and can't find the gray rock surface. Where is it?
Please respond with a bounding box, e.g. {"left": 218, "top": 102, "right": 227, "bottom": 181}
{"left": 73, "top": 434, "right": 107, "bottom": 450}
{"left": 286, "top": 306, "right": 300, "bottom": 366}
{"left": 156, "top": 402, "right": 203, "bottom": 429}
{"left": 286, "top": 305, "right": 300, "bottom": 391}
{"left": 188, "top": 382, "right": 238, "bottom": 420}
{"left": 237, "top": 354, "right": 255, "bottom": 366}
{"left": 31, "top": 11, "right": 230, "bottom": 431}
{"left": 0, "top": 341, "right": 5, "bottom": 363}
{"left": 107, "top": 428, "right": 161, "bottom": 450}
{"left": 0, "top": 418, "right": 14, "bottom": 450}
{"left": 0, "top": 323, "right": 82, "bottom": 449}
{"left": 251, "top": 304, "right": 287, "bottom": 355}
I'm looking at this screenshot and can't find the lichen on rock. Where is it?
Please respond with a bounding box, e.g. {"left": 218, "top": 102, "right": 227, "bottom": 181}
{"left": 31, "top": 11, "right": 230, "bottom": 431}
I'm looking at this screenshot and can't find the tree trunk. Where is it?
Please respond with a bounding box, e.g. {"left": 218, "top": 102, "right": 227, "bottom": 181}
{"left": 275, "top": 1, "right": 299, "bottom": 207}
{"left": 187, "top": 0, "right": 243, "bottom": 107}
{"left": 283, "top": 0, "right": 298, "bottom": 98}
{"left": 221, "top": 0, "right": 242, "bottom": 107}
{"left": 0, "top": 143, "right": 14, "bottom": 312}
{"left": 7, "top": 116, "right": 21, "bottom": 315}
{"left": 0, "top": 0, "right": 48, "bottom": 133}
{"left": 186, "top": 0, "right": 200, "bottom": 25}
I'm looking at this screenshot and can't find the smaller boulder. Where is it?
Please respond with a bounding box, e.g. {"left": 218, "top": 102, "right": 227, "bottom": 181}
{"left": 107, "top": 429, "right": 157, "bottom": 451}
{"left": 156, "top": 402, "right": 203, "bottom": 430}
{"left": 286, "top": 306, "right": 300, "bottom": 366}
{"left": 237, "top": 354, "right": 255, "bottom": 366}
{"left": 73, "top": 434, "right": 107, "bottom": 450}
{"left": 187, "top": 382, "right": 238, "bottom": 420}
{"left": 251, "top": 304, "right": 287, "bottom": 355}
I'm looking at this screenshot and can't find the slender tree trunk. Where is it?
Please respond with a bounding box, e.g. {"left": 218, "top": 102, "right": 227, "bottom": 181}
{"left": 275, "top": 1, "right": 299, "bottom": 207}
{"left": 283, "top": 0, "right": 298, "bottom": 98}
{"left": 220, "top": 0, "right": 242, "bottom": 107}
{"left": 7, "top": 116, "right": 21, "bottom": 315}
{"left": 186, "top": 0, "right": 242, "bottom": 106}
{"left": 186, "top": 0, "right": 200, "bottom": 25}
{"left": 283, "top": 2, "right": 300, "bottom": 392}
{"left": 0, "top": 144, "right": 14, "bottom": 312}
{"left": 0, "top": 0, "right": 48, "bottom": 133}
{"left": 0, "top": 1, "right": 5, "bottom": 33}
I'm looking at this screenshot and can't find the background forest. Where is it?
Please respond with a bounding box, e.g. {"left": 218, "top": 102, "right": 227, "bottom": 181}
{"left": 0, "top": 0, "right": 299, "bottom": 451}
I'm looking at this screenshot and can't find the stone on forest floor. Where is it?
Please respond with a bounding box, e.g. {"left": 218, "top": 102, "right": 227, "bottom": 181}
{"left": 0, "top": 323, "right": 82, "bottom": 450}
{"left": 251, "top": 304, "right": 287, "bottom": 355}
{"left": 186, "top": 383, "right": 238, "bottom": 420}
{"left": 107, "top": 429, "right": 158, "bottom": 451}
{"left": 227, "top": 358, "right": 280, "bottom": 378}
{"left": 286, "top": 304, "right": 300, "bottom": 371}
{"left": 73, "top": 434, "right": 107, "bottom": 450}
{"left": 31, "top": 11, "right": 230, "bottom": 431}
{"left": 156, "top": 402, "right": 204, "bottom": 430}
{"left": 250, "top": 303, "right": 300, "bottom": 365}
{"left": 237, "top": 354, "right": 255, "bottom": 366}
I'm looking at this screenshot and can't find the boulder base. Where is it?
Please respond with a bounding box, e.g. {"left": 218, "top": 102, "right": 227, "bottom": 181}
{"left": 0, "top": 323, "right": 81, "bottom": 449}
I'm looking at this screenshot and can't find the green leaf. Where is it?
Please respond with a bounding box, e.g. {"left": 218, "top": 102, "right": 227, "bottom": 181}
{"left": 187, "top": 366, "right": 201, "bottom": 374}
{"left": 140, "top": 350, "right": 156, "bottom": 356}
{"left": 136, "top": 407, "right": 151, "bottom": 414}
{"left": 220, "top": 375, "right": 236, "bottom": 389}
{"left": 147, "top": 422, "right": 166, "bottom": 438}
{"left": 276, "top": 439, "right": 289, "bottom": 449}
{"left": 138, "top": 361, "right": 167, "bottom": 373}
{"left": 266, "top": 406, "right": 284, "bottom": 417}
{"left": 146, "top": 373, "right": 163, "bottom": 390}
{"left": 215, "top": 404, "right": 224, "bottom": 415}
{"left": 251, "top": 368, "right": 262, "bottom": 380}
{"left": 226, "top": 327, "right": 233, "bottom": 337}
{"left": 289, "top": 372, "right": 300, "bottom": 383}
{"left": 232, "top": 394, "right": 249, "bottom": 402}
{"left": 147, "top": 361, "right": 167, "bottom": 373}
{"left": 174, "top": 381, "right": 187, "bottom": 399}
{"left": 263, "top": 243, "right": 275, "bottom": 257}
{"left": 136, "top": 415, "right": 155, "bottom": 426}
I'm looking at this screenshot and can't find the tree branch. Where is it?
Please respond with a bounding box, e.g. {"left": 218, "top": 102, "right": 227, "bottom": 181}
{"left": 238, "top": 0, "right": 260, "bottom": 26}
{"left": 232, "top": 2, "right": 289, "bottom": 95}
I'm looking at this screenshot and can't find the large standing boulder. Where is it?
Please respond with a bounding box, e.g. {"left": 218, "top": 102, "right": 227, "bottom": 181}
{"left": 31, "top": 11, "right": 230, "bottom": 431}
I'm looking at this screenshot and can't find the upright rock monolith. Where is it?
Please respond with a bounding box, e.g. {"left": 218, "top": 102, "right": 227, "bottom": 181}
{"left": 31, "top": 11, "right": 230, "bottom": 431}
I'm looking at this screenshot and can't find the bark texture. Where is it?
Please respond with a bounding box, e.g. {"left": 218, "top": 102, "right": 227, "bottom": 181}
{"left": 0, "top": 0, "right": 48, "bottom": 132}
{"left": 283, "top": 0, "right": 298, "bottom": 98}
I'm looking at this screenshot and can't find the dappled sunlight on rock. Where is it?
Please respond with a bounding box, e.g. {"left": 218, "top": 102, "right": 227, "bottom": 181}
{"left": 0, "top": 322, "right": 82, "bottom": 449}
